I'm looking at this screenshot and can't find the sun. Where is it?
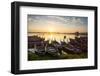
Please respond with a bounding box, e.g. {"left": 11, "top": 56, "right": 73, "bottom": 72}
{"left": 49, "top": 28, "right": 54, "bottom": 33}
{"left": 49, "top": 28, "right": 53, "bottom": 32}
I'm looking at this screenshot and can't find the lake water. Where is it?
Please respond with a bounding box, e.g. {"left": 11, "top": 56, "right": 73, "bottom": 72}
{"left": 28, "top": 33, "right": 87, "bottom": 43}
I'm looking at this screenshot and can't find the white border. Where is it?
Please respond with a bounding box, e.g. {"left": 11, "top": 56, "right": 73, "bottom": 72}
{"left": 20, "top": 6, "right": 95, "bottom": 70}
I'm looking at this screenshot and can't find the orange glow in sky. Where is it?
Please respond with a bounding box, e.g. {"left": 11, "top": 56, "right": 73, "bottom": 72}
{"left": 28, "top": 15, "right": 88, "bottom": 33}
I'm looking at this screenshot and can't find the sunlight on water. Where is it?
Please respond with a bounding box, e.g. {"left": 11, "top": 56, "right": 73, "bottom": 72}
{"left": 28, "top": 33, "right": 87, "bottom": 43}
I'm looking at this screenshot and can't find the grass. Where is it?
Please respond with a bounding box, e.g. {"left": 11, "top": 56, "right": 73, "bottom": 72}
{"left": 28, "top": 51, "right": 88, "bottom": 61}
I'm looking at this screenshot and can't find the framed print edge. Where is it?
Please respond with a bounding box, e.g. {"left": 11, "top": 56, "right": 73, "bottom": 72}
{"left": 11, "top": 1, "right": 98, "bottom": 74}
{"left": 11, "top": 2, "right": 20, "bottom": 74}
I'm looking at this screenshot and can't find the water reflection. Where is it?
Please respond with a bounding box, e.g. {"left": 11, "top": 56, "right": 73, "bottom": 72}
{"left": 28, "top": 33, "right": 87, "bottom": 43}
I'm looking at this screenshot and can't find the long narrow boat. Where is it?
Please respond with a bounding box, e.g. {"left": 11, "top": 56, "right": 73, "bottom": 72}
{"left": 60, "top": 36, "right": 87, "bottom": 54}
{"left": 35, "top": 46, "right": 46, "bottom": 55}
{"left": 46, "top": 44, "right": 59, "bottom": 56}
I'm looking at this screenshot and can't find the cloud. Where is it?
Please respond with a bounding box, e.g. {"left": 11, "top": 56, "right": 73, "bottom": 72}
{"left": 28, "top": 15, "right": 88, "bottom": 32}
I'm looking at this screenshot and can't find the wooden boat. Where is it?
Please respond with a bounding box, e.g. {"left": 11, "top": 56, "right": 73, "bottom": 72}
{"left": 51, "top": 40, "right": 63, "bottom": 55}
{"left": 28, "top": 48, "right": 36, "bottom": 53}
{"left": 61, "top": 36, "right": 87, "bottom": 54}
{"left": 62, "top": 45, "right": 82, "bottom": 54}
{"left": 46, "top": 44, "right": 59, "bottom": 56}
{"left": 35, "top": 46, "right": 46, "bottom": 55}
{"left": 28, "top": 36, "right": 45, "bottom": 48}
{"left": 61, "top": 40, "right": 82, "bottom": 54}
{"left": 51, "top": 40, "right": 61, "bottom": 48}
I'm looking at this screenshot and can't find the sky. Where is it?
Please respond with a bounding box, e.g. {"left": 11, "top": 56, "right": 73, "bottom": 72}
{"left": 28, "top": 15, "right": 88, "bottom": 33}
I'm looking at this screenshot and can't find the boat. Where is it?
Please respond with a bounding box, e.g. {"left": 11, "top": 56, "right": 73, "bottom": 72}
{"left": 46, "top": 44, "right": 59, "bottom": 56}
{"left": 35, "top": 46, "right": 46, "bottom": 55}
{"left": 62, "top": 45, "right": 82, "bottom": 54}
{"left": 28, "top": 35, "right": 45, "bottom": 48}
{"left": 50, "top": 40, "right": 64, "bottom": 55}
{"left": 61, "top": 36, "right": 87, "bottom": 54}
